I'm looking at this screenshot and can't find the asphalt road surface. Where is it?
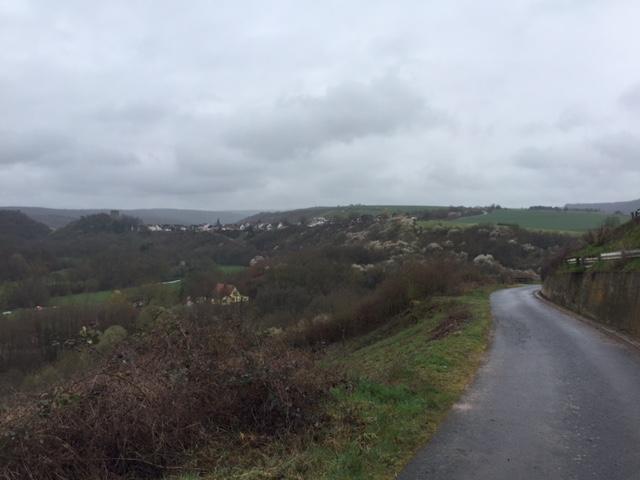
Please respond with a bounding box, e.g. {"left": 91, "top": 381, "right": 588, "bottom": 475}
{"left": 398, "top": 285, "right": 640, "bottom": 480}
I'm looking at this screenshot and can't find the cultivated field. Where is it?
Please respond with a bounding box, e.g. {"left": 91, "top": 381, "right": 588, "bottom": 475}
{"left": 453, "top": 209, "right": 624, "bottom": 233}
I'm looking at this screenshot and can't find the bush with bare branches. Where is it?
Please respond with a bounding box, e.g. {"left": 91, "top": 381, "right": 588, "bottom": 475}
{"left": 0, "top": 314, "right": 331, "bottom": 480}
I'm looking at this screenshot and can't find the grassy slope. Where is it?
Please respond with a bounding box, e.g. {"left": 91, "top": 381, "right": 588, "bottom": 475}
{"left": 578, "top": 221, "right": 640, "bottom": 256}
{"left": 244, "top": 206, "right": 448, "bottom": 224}
{"left": 177, "top": 287, "right": 496, "bottom": 480}
{"left": 566, "top": 221, "right": 640, "bottom": 272}
{"left": 416, "top": 219, "right": 474, "bottom": 230}
{"left": 321, "top": 205, "right": 447, "bottom": 218}
{"left": 453, "top": 209, "right": 623, "bottom": 233}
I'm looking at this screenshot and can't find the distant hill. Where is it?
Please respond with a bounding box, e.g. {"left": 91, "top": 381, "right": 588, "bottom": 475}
{"left": 54, "top": 213, "right": 142, "bottom": 236}
{"left": 242, "top": 207, "right": 334, "bottom": 224}
{"left": 241, "top": 205, "right": 447, "bottom": 224}
{"left": 0, "top": 210, "right": 51, "bottom": 240}
{"left": 0, "top": 207, "right": 260, "bottom": 229}
{"left": 565, "top": 199, "right": 640, "bottom": 215}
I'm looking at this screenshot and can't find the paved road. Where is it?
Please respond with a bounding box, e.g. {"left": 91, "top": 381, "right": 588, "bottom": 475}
{"left": 398, "top": 286, "right": 640, "bottom": 480}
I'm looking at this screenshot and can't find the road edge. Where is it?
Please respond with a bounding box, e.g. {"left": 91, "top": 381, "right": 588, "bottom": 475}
{"left": 534, "top": 289, "right": 640, "bottom": 352}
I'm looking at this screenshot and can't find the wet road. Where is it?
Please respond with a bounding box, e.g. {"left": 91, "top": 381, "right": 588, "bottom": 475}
{"left": 398, "top": 286, "right": 640, "bottom": 480}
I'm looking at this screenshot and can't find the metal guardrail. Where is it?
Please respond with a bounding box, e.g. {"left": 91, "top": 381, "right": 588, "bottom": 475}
{"left": 566, "top": 249, "right": 640, "bottom": 267}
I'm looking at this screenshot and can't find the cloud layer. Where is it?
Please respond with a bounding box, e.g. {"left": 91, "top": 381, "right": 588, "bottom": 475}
{"left": 1, "top": 0, "right": 640, "bottom": 209}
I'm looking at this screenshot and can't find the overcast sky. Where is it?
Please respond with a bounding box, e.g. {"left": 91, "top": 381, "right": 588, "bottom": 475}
{"left": 1, "top": 0, "right": 639, "bottom": 210}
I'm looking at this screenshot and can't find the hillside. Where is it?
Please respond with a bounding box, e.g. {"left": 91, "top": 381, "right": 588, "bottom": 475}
{"left": 0, "top": 208, "right": 577, "bottom": 478}
{"left": 0, "top": 207, "right": 259, "bottom": 229}
{"left": 573, "top": 218, "right": 640, "bottom": 259}
{"left": 453, "top": 208, "right": 625, "bottom": 233}
{"left": 0, "top": 210, "right": 50, "bottom": 240}
{"left": 54, "top": 213, "right": 142, "bottom": 236}
{"left": 241, "top": 204, "right": 473, "bottom": 224}
{"left": 565, "top": 198, "right": 640, "bottom": 215}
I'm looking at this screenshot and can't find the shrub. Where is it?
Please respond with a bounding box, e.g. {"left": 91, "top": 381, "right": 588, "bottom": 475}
{"left": 541, "top": 246, "right": 571, "bottom": 279}
{"left": 0, "top": 315, "right": 332, "bottom": 480}
{"left": 95, "top": 325, "right": 128, "bottom": 354}
{"left": 285, "top": 274, "right": 411, "bottom": 347}
{"left": 0, "top": 302, "right": 138, "bottom": 373}
{"left": 404, "top": 259, "right": 476, "bottom": 298}
{"left": 286, "top": 259, "right": 484, "bottom": 346}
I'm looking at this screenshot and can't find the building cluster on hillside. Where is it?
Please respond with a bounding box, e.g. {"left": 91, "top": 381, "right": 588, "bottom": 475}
{"left": 147, "top": 224, "right": 189, "bottom": 232}
{"left": 143, "top": 213, "right": 423, "bottom": 234}
{"left": 185, "top": 283, "right": 249, "bottom": 306}
{"left": 147, "top": 222, "right": 232, "bottom": 232}
{"left": 144, "top": 216, "right": 335, "bottom": 233}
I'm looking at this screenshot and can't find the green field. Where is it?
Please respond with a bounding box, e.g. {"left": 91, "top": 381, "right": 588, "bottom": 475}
{"left": 216, "top": 265, "right": 247, "bottom": 274}
{"left": 453, "top": 209, "right": 625, "bottom": 233}
{"left": 49, "top": 289, "right": 116, "bottom": 306}
{"left": 287, "top": 205, "right": 448, "bottom": 222}
{"left": 48, "top": 281, "right": 183, "bottom": 307}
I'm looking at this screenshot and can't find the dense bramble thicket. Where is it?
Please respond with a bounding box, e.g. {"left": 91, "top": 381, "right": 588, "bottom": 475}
{"left": 0, "top": 315, "right": 331, "bottom": 480}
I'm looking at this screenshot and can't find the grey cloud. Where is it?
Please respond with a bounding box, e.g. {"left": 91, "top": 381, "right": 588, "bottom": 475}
{"left": 620, "top": 83, "right": 640, "bottom": 113}
{"left": 512, "top": 147, "right": 557, "bottom": 170}
{"left": 223, "top": 77, "right": 445, "bottom": 160}
{"left": 593, "top": 132, "right": 640, "bottom": 169}
{"left": 0, "top": 132, "right": 70, "bottom": 165}
{"left": 555, "top": 107, "right": 590, "bottom": 132}
{"left": 0, "top": 131, "right": 139, "bottom": 170}
{"left": 2, "top": 0, "right": 640, "bottom": 209}
{"left": 89, "top": 103, "right": 172, "bottom": 128}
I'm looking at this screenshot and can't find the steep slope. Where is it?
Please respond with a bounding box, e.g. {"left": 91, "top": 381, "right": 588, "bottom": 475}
{"left": 543, "top": 219, "right": 640, "bottom": 340}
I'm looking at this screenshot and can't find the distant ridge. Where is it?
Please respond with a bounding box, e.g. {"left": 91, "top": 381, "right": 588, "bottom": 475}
{"left": 565, "top": 199, "right": 640, "bottom": 215}
{"left": 0, "top": 207, "right": 260, "bottom": 229}
{"left": 240, "top": 205, "right": 446, "bottom": 224}
{"left": 0, "top": 210, "right": 50, "bottom": 240}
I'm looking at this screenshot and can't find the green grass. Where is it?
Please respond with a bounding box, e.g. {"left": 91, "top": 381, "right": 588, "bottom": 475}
{"left": 580, "top": 221, "right": 640, "bottom": 255}
{"left": 564, "top": 221, "right": 640, "bottom": 272}
{"left": 416, "top": 219, "right": 474, "bottom": 230}
{"left": 216, "top": 265, "right": 247, "bottom": 274}
{"left": 292, "top": 205, "right": 448, "bottom": 221}
{"left": 176, "top": 287, "right": 496, "bottom": 480}
{"left": 453, "top": 209, "right": 625, "bottom": 233}
{"left": 623, "top": 258, "right": 640, "bottom": 272}
{"left": 49, "top": 281, "right": 183, "bottom": 307}
{"left": 49, "top": 289, "right": 115, "bottom": 306}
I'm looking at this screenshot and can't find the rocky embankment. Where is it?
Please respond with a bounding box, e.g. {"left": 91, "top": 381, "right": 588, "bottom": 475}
{"left": 543, "top": 271, "right": 640, "bottom": 340}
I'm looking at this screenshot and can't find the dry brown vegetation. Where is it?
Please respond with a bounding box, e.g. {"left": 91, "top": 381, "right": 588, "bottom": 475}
{"left": 427, "top": 307, "right": 472, "bottom": 340}
{"left": 286, "top": 259, "right": 484, "bottom": 346}
{"left": 0, "top": 314, "right": 333, "bottom": 480}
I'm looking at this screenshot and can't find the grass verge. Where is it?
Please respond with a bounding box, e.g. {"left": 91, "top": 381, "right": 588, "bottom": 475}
{"left": 176, "top": 287, "right": 496, "bottom": 480}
